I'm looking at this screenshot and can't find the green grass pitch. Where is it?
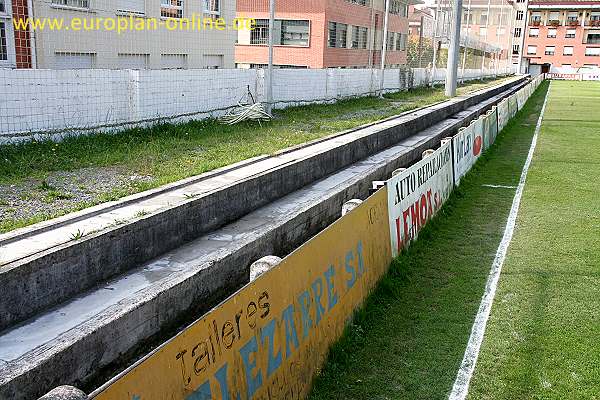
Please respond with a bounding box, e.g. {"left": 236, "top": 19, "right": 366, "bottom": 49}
{"left": 468, "top": 80, "right": 600, "bottom": 399}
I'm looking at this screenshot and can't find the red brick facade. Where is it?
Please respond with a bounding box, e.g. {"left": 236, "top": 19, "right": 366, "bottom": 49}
{"left": 236, "top": 0, "right": 409, "bottom": 68}
{"left": 524, "top": 2, "right": 600, "bottom": 71}
{"left": 12, "top": 0, "right": 31, "bottom": 68}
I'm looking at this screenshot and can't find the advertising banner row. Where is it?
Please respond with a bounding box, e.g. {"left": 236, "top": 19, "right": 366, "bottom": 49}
{"left": 91, "top": 75, "right": 544, "bottom": 400}
{"left": 547, "top": 72, "right": 600, "bottom": 81}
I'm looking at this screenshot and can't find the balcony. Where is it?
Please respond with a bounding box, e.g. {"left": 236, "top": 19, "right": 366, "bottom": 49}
{"left": 567, "top": 19, "right": 580, "bottom": 26}
{"left": 530, "top": 20, "right": 541, "bottom": 26}
{"left": 548, "top": 20, "right": 561, "bottom": 26}
{"left": 588, "top": 20, "right": 600, "bottom": 27}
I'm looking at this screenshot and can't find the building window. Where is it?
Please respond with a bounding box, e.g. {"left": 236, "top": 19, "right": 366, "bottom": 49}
{"left": 118, "top": 53, "right": 150, "bottom": 69}
{"left": 249, "top": 63, "right": 308, "bottom": 69}
{"left": 52, "top": 0, "right": 90, "bottom": 8}
{"left": 351, "top": 26, "right": 368, "bottom": 49}
{"left": 118, "top": 0, "right": 145, "bottom": 15}
{"left": 53, "top": 52, "right": 95, "bottom": 69}
{"left": 531, "top": 12, "right": 541, "bottom": 22}
{"left": 203, "top": 54, "right": 224, "bottom": 69}
{"left": 250, "top": 19, "right": 309, "bottom": 46}
{"left": 529, "top": 27, "right": 539, "bottom": 37}
{"left": 0, "top": 21, "right": 7, "bottom": 61}
{"left": 389, "top": 0, "right": 407, "bottom": 17}
{"left": 544, "top": 46, "right": 555, "bottom": 55}
{"left": 587, "top": 33, "right": 600, "bottom": 44}
{"left": 161, "top": 0, "right": 183, "bottom": 18}
{"left": 203, "top": 0, "right": 219, "bottom": 17}
{"left": 479, "top": 12, "right": 488, "bottom": 25}
{"left": 0, "top": 0, "right": 15, "bottom": 66}
{"left": 397, "top": 33, "right": 406, "bottom": 51}
{"left": 565, "top": 29, "right": 576, "bottom": 38}
{"left": 358, "top": 27, "right": 368, "bottom": 49}
{"left": 585, "top": 47, "right": 600, "bottom": 56}
{"left": 386, "top": 32, "right": 395, "bottom": 50}
{"left": 280, "top": 20, "right": 309, "bottom": 46}
{"left": 527, "top": 45, "right": 537, "bottom": 55}
{"left": 352, "top": 26, "right": 360, "bottom": 49}
{"left": 346, "top": 0, "right": 369, "bottom": 5}
{"left": 547, "top": 28, "right": 557, "bottom": 38}
{"left": 514, "top": 27, "right": 521, "bottom": 37}
{"left": 563, "top": 46, "right": 573, "bottom": 56}
{"left": 479, "top": 26, "right": 487, "bottom": 36}
{"left": 513, "top": 44, "right": 520, "bottom": 55}
{"left": 516, "top": 10, "right": 523, "bottom": 21}
{"left": 251, "top": 19, "right": 269, "bottom": 44}
{"left": 328, "top": 21, "right": 348, "bottom": 48}
{"left": 462, "top": 10, "right": 469, "bottom": 24}
{"left": 161, "top": 53, "right": 187, "bottom": 69}
{"left": 52, "top": 0, "right": 89, "bottom": 8}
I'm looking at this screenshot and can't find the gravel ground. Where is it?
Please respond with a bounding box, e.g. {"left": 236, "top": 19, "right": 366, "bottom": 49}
{"left": 0, "top": 167, "right": 153, "bottom": 229}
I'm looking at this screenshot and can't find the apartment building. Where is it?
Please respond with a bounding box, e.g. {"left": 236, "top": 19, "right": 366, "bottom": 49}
{"left": 235, "top": 0, "right": 414, "bottom": 69}
{"left": 4, "top": 0, "right": 237, "bottom": 69}
{"left": 523, "top": 0, "right": 600, "bottom": 74}
{"left": 460, "top": 0, "right": 516, "bottom": 69}
{"left": 511, "top": 0, "right": 528, "bottom": 71}
{"left": 408, "top": 5, "right": 434, "bottom": 38}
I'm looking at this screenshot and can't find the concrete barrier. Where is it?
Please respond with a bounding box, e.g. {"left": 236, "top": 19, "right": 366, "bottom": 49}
{"left": 90, "top": 189, "right": 392, "bottom": 400}
{"left": 0, "top": 77, "right": 527, "bottom": 333}
{"left": 0, "top": 78, "right": 530, "bottom": 400}
{"left": 83, "top": 76, "right": 540, "bottom": 400}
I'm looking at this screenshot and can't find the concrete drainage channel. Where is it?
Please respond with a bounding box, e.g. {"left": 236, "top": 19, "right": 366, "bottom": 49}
{"left": 0, "top": 76, "right": 527, "bottom": 399}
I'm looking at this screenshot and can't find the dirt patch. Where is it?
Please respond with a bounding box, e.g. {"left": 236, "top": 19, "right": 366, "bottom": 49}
{"left": 0, "top": 167, "right": 153, "bottom": 227}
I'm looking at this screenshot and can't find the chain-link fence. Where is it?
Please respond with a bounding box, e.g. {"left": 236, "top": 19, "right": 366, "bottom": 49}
{"left": 0, "top": 0, "right": 515, "bottom": 143}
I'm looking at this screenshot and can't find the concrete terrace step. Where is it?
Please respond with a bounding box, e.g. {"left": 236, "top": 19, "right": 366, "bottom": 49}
{"left": 0, "top": 81, "right": 527, "bottom": 399}
{"left": 0, "top": 76, "right": 526, "bottom": 334}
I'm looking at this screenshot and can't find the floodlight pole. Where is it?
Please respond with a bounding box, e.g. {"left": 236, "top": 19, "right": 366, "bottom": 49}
{"left": 461, "top": 0, "right": 472, "bottom": 83}
{"left": 507, "top": 6, "right": 516, "bottom": 74}
{"left": 266, "top": 0, "right": 275, "bottom": 114}
{"left": 380, "top": 0, "right": 391, "bottom": 97}
{"left": 430, "top": 3, "right": 441, "bottom": 86}
{"left": 445, "top": 0, "right": 463, "bottom": 96}
{"left": 481, "top": 0, "right": 492, "bottom": 73}
{"left": 495, "top": 4, "right": 504, "bottom": 76}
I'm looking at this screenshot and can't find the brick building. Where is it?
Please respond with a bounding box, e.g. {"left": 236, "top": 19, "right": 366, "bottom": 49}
{"left": 235, "top": 0, "right": 414, "bottom": 69}
{"left": 408, "top": 5, "right": 434, "bottom": 38}
{"left": 523, "top": 0, "right": 600, "bottom": 73}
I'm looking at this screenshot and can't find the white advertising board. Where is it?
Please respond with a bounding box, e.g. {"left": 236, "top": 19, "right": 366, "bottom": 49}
{"left": 387, "top": 141, "right": 454, "bottom": 257}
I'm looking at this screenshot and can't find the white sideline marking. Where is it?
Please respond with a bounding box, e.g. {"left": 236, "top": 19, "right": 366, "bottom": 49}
{"left": 481, "top": 184, "right": 517, "bottom": 189}
{"left": 448, "top": 87, "right": 550, "bottom": 400}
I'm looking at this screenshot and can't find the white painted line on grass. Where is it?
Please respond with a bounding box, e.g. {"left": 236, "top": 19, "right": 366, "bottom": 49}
{"left": 448, "top": 87, "right": 550, "bottom": 400}
{"left": 481, "top": 184, "right": 517, "bottom": 189}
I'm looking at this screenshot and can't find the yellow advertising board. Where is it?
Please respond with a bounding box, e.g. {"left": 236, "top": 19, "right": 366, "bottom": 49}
{"left": 92, "top": 188, "right": 392, "bottom": 400}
